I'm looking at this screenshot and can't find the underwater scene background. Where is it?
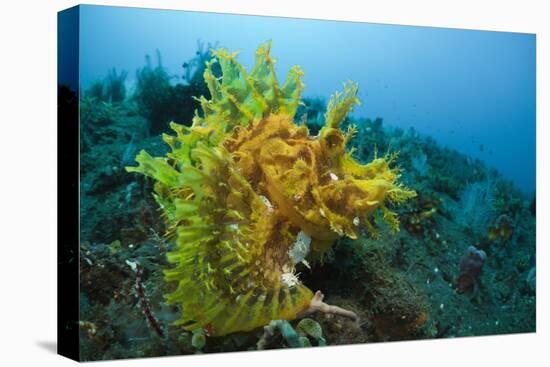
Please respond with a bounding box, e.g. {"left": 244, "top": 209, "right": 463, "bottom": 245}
{"left": 77, "top": 5, "right": 536, "bottom": 361}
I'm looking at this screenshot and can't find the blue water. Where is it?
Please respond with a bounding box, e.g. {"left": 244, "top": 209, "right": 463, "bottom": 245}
{"left": 78, "top": 5, "right": 536, "bottom": 195}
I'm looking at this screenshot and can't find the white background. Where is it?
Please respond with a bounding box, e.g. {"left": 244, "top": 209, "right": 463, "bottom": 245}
{"left": 0, "top": 0, "right": 547, "bottom": 366}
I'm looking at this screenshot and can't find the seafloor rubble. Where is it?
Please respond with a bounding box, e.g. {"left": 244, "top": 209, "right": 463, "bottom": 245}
{"left": 77, "top": 44, "right": 535, "bottom": 361}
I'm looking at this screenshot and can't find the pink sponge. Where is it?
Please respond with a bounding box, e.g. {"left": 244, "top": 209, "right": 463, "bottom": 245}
{"left": 456, "top": 245, "right": 487, "bottom": 292}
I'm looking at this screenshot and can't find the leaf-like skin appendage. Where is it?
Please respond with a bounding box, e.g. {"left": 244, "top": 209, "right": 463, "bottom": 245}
{"left": 127, "top": 41, "right": 415, "bottom": 336}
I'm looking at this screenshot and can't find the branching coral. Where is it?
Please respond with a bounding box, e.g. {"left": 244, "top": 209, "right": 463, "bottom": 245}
{"left": 127, "top": 41, "right": 415, "bottom": 337}
{"left": 297, "top": 290, "right": 359, "bottom": 323}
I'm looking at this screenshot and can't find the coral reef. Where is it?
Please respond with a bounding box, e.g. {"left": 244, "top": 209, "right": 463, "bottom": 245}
{"left": 411, "top": 151, "right": 430, "bottom": 177}
{"left": 84, "top": 67, "right": 128, "bottom": 104}
{"left": 402, "top": 192, "right": 440, "bottom": 237}
{"left": 77, "top": 40, "right": 536, "bottom": 360}
{"left": 182, "top": 40, "right": 219, "bottom": 85}
{"left": 354, "top": 239, "right": 431, "bottom": 340}
{"left": 133, "top": 44, "right": 217, "bottom": 135}
{"left": 256, "top": 317, "right": 326, "bottom": 349}
{"left": 488, "top": 214, "right": 514, "bottom": 242}
{"left": 257, "top": 320, "right": 304, "bottom": 349}
{"left": 126, "top": 42, "right": 415, "bottom": 336}
{"left": 106, "top": 68, "right": 128, "bottom": 103}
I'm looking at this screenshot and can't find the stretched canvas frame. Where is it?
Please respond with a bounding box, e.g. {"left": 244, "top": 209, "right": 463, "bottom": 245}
{"left": 58, "top": 4, "right": 536, "bottom": 362}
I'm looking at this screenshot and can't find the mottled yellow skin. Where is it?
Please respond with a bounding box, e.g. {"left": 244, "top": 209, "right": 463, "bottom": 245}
{"left": 127, "top": 42, "right": 415, "bottom": 336}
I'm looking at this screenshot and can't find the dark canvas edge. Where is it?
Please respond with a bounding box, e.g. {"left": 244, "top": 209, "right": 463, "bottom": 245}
{"left": 57, "top": 4, "right": 81, "bottom": 362}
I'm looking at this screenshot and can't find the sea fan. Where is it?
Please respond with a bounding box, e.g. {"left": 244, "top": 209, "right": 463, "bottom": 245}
{"left": 456, "top": 179, "right": 495, "bottom": 237}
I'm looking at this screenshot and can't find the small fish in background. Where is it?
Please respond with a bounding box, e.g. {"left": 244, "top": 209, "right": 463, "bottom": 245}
{"left": 479, "top": 144, "right": 484, "bottom": 152}
{"left": 121, "top": 133, "right": 136, "bottom": 166}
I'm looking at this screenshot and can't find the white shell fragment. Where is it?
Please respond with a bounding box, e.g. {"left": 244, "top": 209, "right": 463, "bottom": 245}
{"left": 353, "top": 216, "right": 360, "bottom": 226}
{"left": 330, "top": 172, "right": 339, "bottom": 181}
{"left": 259, "top": 195, "right": 274, "bottom": 212}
